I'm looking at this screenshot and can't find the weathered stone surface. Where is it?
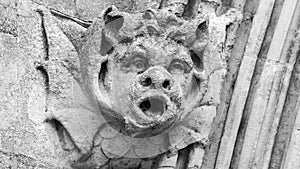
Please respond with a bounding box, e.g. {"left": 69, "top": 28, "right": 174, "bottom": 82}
{"left": 187, "top": 143, "right": 205, "bottom": 169}
{"left": 7, "top": 0, "right": 300, "bottom": 169}
{"left": 0, "top": 0, "right": 17, "bottom": 37}
{"left": 157, "top": 153, "right": 178, "bottom": 169}
{"left": 0, "top": 1, "right": 65, "bottom": 168}
{"left": 215, "top": 0, "right": 276, "bottom": 168}
{"left": 1, "top": 0, "right": 240, "bottom": 168}
{"left": 235, "top": 1, "right": 299, "bottom": 168}
{"left": 214, "top": 1, "right": 300, "bottom": 169}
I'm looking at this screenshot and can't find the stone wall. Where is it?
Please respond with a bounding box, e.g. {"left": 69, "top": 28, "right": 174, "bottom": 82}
{"left": 0, "top": 0, "right": 300, "bottom": 169}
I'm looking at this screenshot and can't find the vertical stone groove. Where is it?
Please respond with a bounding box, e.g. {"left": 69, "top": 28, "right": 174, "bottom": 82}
{"left": 229, "top": 0, "right": 285, "bottom": 168}
{"left": 200, "top": 0, "right": 256, "bottom": 168}
{"left": 214, "top": 0, "right": 276, "bottom": 168}
{"left": 269, "top": 29, "right": 300, "bottom": 169}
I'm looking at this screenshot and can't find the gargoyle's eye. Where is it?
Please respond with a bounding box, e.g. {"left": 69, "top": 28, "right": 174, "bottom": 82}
{"left": 131, "top": 57, "right": 148, "bottom": 72}
{"left": 168, "top": 59, "right": 191, "bottom": 74}
{"left": 133, "top": 60, "right": 145, "bottom": 70}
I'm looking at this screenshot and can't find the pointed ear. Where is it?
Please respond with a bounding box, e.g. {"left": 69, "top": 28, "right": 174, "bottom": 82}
{"left": 191, "top": 20, "right": 209, "bottom": 80}
{"left": 101, "top": 6, "right": 125, "bottom": 48}
{"left": 192, "top": 20, "right": 209, "bottom": 58}
{"left": 195, "top": 19, "right": 209, "bottom": 42}
{"left": 83, "top": 6, "right": 125, "bottom": 56}
{"left": 50, "top": 9, "right": 91, "bottom": 51}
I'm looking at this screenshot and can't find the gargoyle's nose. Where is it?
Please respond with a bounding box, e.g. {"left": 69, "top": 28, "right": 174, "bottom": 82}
{"left": 139, "top": 66, "right": 173, "bottom": 90}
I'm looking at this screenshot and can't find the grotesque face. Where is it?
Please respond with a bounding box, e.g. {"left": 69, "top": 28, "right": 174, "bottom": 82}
{"left": 81, "top": 6, "right": 211, "bottom": 138}
{"left": 100, "top": 35, "right": 204, "bottom": 137}
{"left": 35, "top": 3, "right": 240, "bottom": 167}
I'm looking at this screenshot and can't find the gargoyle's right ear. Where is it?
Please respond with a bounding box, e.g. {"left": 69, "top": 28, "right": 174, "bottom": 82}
{"left": 100, "top": 6, "right": 125, "bottom": 55}
{"left": 79, "top": 6, "right": 125, "bottom": 56}
{"left": 50, "top": 8, "right": 92, "bottom": 52}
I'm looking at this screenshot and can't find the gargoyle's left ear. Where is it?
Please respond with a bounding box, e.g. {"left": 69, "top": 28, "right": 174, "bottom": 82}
{"left": 191, "top": 20, "right": 209, "bottom": 79}
{"left": 195, "top": 20, "right": 209, "bottom": 44}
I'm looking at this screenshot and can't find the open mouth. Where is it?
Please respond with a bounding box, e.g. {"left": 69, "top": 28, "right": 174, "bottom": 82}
{"left": 139, "top": 97, "right": 167, "bottom": 116}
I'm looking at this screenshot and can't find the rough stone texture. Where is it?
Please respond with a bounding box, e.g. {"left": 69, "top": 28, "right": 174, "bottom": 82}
{"left": 200, "top": 0, "right": 257, "bottom": 168}
{"left": 214, "top": 0, "right": 300, "bottom": 169}
{"left": 2, "top": 0, "right": 300, "bottom": 169}
{"left": 215, "top": 0, "right": 276, "bottom": 168}
{"left": 276, "top": 30, "right": 300, "bottom": 169}
{"left": 0, "top": 0, "right": 241, "bottom": 168}
{"left": 268, "top": 1, "right": 300, "bottom": 167}
{"left": 0, "top": 1, "right": 67, "bottom": 168}
{"left": 229, "top": 0, "right": 284, "bottom": 167}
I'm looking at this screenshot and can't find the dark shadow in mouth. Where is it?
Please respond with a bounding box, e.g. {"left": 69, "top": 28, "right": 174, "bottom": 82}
{"left": 139, "top": 97, "right": 167, "bottom": 116}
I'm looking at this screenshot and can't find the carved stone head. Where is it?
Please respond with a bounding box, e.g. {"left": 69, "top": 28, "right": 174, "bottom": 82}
{"left": 38, "top": 2, "right": 241, "bottom": 167}
{"left": 80, "top": 6, "right": 210, "bottom": 138}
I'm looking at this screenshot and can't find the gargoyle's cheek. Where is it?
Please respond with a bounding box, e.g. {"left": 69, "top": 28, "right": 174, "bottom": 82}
{"left": 109, "top": 73, "right": 135, "bottom": 113}
{"left": 182, "top": 74, "right": 199, "bottom": 96}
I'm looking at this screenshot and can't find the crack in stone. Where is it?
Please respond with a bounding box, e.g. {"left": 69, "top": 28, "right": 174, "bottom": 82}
{"left": 37, "top": 10, "right": 49, "bottom": 61}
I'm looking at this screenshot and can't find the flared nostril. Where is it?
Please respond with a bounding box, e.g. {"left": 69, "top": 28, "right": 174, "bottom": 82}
{"left": 162, "top": 80, "right": 170, "bottom": 89}
{"left": 141, "top": 77, "right": 152, "bottom": 87}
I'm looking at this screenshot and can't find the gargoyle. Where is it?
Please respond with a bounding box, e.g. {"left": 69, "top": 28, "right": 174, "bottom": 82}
{"left": 33, "top": 1, "right": 241, "bottom": 168}
{"left": 88, "top": 6, "right": 209, "bottom": 137}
